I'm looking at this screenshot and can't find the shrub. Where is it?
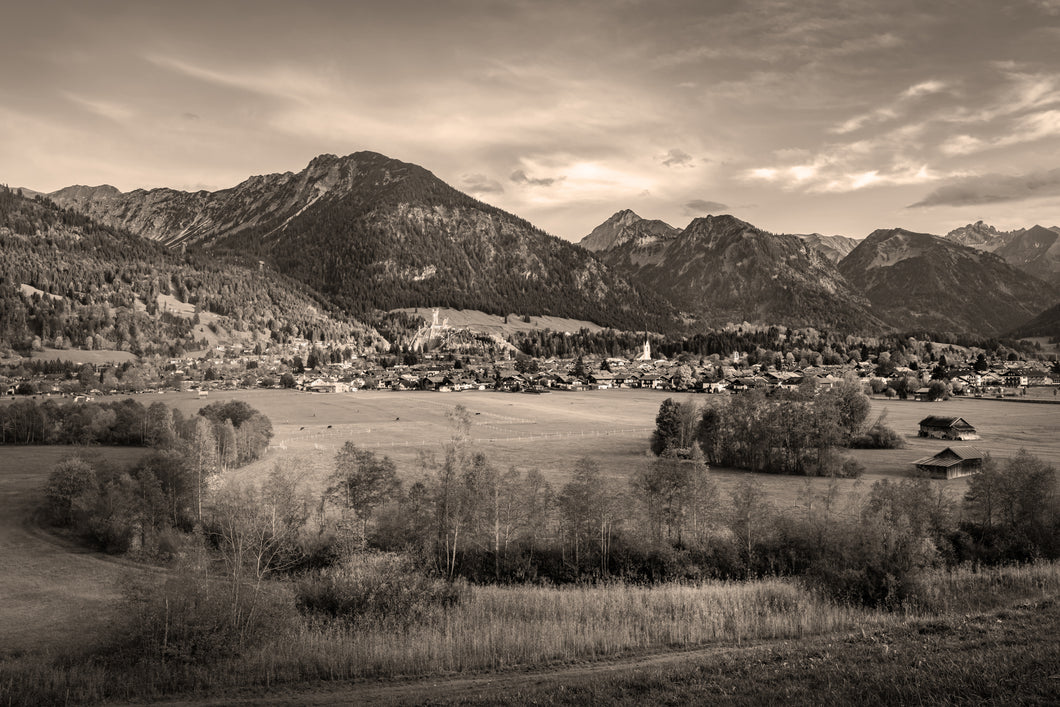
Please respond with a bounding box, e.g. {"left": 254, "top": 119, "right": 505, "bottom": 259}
{"left": 294, "top": 552, "right": 466, "bottom": 624}
{"left": 120, "top": 567, "right": 296, "bottom": 665}
{"left": 43, "top": 456, "right": 97, "bottom": 525}
{"left": 850, "top": 413, "right": 905, "bottom": 449}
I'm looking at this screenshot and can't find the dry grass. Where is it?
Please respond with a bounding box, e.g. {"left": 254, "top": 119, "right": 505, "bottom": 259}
{"left": 4, "top": 562, "right": 1059, "bottom": 705}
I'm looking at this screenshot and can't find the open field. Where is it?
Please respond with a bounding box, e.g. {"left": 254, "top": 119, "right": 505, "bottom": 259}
{"left": 391, "top": 306, "right": 606, "bottom": 335}
{"left": 101, "top": 389, "right": 1060, "bottom": 510}
{"left": 0, "top": 446, "right": 151, "bottom": 655}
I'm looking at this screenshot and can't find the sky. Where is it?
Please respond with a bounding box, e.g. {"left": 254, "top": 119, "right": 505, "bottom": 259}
{"left": 3, "top": 0, "right": 1060, "bottom": 241}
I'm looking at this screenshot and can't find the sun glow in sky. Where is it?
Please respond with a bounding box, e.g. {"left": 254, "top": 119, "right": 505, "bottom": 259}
{"left": 3, "top": 0, "right": 1060, "bottom": 240}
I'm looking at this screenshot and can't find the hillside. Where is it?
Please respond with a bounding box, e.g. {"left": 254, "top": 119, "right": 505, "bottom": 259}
{"left": 794, "top": 233, "right": 860, "bottom": 263}
{"left": 1007, "top": 301, "right": 1060, "bottom": 339}
{"left": 993, "top": 225, "right": 1060, "bottom": 286}
{"left": 838, "top": 228, "right": 1059, "bottom": 337}
{"left": 584, "top": 211, "right": 884, "bottom": 332}
{"left": 0, "top": 187, "right": 380, "bottom": 356}
{"left": 50, "top": 153, "right": 678, "bottom": 333}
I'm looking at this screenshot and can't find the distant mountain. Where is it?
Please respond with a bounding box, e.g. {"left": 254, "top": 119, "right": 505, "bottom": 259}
{"left": 579, "top": 209, "right": 680, "bottom": 253}
{"left": 49, "top": 152, "right": 677, "bottom": 332}
{"left": 584, "top": 212, "right": 885, "bottom": 332}
{"left": 993, "top": 225, "right": 1060, "bottom": 286}
{"left": 794, "top": 233, "right": 860, "bottom": 263}
{"left": 838, "top": 228, "right": 1059, "bottom": 337}
{"left": 943, "top": 221, "right": 1014, "bottom": 252}
{"left": 0, "top": 186, "right": 379, "bottom": 354}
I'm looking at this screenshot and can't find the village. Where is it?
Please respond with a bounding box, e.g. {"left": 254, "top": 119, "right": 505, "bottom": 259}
{"left": 4, "top": 328, "right": 1059, "bottom": 402}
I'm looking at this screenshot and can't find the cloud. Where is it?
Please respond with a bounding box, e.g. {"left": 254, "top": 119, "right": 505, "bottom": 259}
{"left": 661, "top": 148, "right": 693, "bottom": 167}
{"left": 684, "top": 198, "right": 728, "bottom": 215}
{"left": 901, "top": 80, "right": 948, "bottom": 99}
{"left": 62, "top": 93, "right": 134, "bottom": 122}
{"left": 942, "top": 109, "right": 1060, "bottom": 155}
{"left": 909, "top": 168, "right": 1060, "bottom": 207}
{"left": 461, "top": 173, "right": 504, "bottom": 194}
{"left": 510, "top": 169, "right": 560, "bottom": 187}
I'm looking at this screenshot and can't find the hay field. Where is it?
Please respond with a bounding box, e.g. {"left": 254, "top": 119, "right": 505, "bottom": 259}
{"left": 141, "top": 389, "right": 1059, "bottom": 510}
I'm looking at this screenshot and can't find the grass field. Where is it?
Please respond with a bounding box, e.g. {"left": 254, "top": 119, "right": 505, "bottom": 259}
{"left": 0, "top": 446, "right": 151, "bottom": 656}
{"left": 112, "top": 389, "right": 1060, "bottom": 512}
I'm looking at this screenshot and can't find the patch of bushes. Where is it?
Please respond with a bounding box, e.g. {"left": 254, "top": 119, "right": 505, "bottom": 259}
{"left": 119, "top": 567, "right": 297, "bottom": 665}
{"left": 294, "top": 552, "right": 466, "bottom": 624}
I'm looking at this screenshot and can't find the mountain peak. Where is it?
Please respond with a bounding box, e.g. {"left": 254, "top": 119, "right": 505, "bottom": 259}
{"left": 579, "top": 210, "right": 678, "bottom": 252}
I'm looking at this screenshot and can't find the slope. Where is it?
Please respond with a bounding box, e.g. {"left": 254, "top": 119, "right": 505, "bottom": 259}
{"left": 838, "top": 228, "right": 1059, "bottom": 337}
{"left": 586, "top": 212, "right": 884, "bottom": 332}
{"left": 0, "top": 187, "right": 379, "bottom": 355}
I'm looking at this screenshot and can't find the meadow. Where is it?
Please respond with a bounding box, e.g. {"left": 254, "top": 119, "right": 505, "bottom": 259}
{"left": 114, "top": 388, "right": 1060, "bottom": 510}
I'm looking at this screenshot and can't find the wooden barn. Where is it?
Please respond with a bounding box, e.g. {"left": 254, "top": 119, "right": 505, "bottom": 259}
{"left": 918, "top": 415, "right": 979, "bottom": 440}
{"left": 912, "top": 446, "right": 985, "bottom": 479}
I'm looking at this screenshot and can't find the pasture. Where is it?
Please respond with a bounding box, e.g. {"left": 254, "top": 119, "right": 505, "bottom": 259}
{"left": 125, "top": 388, "right": 1060, "bottom": 510}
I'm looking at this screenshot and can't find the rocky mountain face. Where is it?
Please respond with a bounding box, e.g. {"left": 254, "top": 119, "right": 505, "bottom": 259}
{"left": 838, "top": 228, "right": 1058, "bottom": 336}
{"left": 793, "top": 233, "right": 860, "bottom": 263}
{"left": 943, "top": 221, "right": 1014, "bottom": 252}
{"left": 50, "top": 152, "right": 677, "bottom": 332}
{"left": 578, "top": 209, "right": 680, "bottom": 253}
{"left": 585, "top": 212, "right": 884, "bottom": 332}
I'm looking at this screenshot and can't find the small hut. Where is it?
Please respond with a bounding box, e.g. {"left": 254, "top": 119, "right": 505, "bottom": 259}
{"left": 918, "top": 416, "right": 979, "bottom": 440}
{"left": 912, "top": 446, "right": 985, "bottom": 479}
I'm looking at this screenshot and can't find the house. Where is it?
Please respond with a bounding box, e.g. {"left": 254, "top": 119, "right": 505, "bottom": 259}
{"left": 918, "top": 416, "right": 979, "bottom": 440}
{"left": 912, "top": 446, "right": 985, "bottom": 479}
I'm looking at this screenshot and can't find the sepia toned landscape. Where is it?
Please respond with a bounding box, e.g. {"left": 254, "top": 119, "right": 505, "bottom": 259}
{"left": 3, "top": 1, "right": 1060, "bottom": 705}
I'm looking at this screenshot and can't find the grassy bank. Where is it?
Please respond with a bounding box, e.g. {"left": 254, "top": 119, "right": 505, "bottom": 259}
{"left": 3, "top": 562, "right": 1059, "bottom": 706}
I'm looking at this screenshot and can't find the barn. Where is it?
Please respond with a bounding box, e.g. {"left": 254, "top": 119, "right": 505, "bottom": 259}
{"left": 918, "top": 416, "right": 979, "bottom": 440}
{"left": 912, "top": 446, "right": 986, "bottom": 479}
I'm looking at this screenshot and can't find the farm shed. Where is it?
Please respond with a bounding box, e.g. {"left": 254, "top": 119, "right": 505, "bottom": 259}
{"left": 918, "top": 416, "right": 979, "bottom": 440}
{"left": 912, "top": 446, "right": 985, "bottom": 479}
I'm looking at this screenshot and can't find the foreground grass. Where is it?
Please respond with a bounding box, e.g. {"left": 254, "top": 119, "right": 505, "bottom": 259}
{"left": 442, "top": 597, "right": 1060, "bottom": 706}
{"left": 4, "top": 562, "right": 1060, "bottom": 706}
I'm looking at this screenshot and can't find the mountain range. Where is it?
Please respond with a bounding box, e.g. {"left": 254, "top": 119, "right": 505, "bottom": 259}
{"left": 47, "top": 152, "right": 675, "bottom": 333}
{"left": 11, "top": 150, "right": 1060, "bottom": 344}
{"left": 944, "top": 221, "right": 1060, "bottom": 286}
{"left": 579, "top": 211, "right": 884, "bottom": 333}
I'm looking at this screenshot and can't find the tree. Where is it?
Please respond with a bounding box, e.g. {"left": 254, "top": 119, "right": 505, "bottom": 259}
{"left": 43, "top": 456, "right": 96, "bottom": 525}
{"left": 326, "top": 443, "right": 401, "bottom": 549}
{"left": 651, "top": 398, "right": 698, "bottom": 455}
{"left": 280, "top": 372, "right": 296, "bottom": 388}
{"left": 557, "top": 457, "right": 616, "bottom": 574}
{"left": 190, "top": 416, "right": 218, "bottom": 522}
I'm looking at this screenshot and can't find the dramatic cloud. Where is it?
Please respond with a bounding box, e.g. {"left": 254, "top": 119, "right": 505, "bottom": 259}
{"left": 909, "top": 168, "right": 1060, "bottom": 207}
{"left": 661, "top": 149, "right": 693, "bottom": 167}
{"left": 684, "top": 199, "right": 729, "bottom": 215}
{"left": 510, "top": 169, "right": 561, "bottom": 187}
{"left": 2, "top": 0, "right": 1059, "bottom": 239}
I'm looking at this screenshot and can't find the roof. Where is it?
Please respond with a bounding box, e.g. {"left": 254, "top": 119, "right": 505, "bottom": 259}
{"left": 913, "top": 446, "right": 985, "bottom": 467}
{"left": 919, "top": 416, "right": 976, "bottom": 429}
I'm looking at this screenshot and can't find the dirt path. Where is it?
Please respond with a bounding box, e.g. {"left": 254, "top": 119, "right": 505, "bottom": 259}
{"left": 136, "top": 639, "right": 806, "bottom": 706}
